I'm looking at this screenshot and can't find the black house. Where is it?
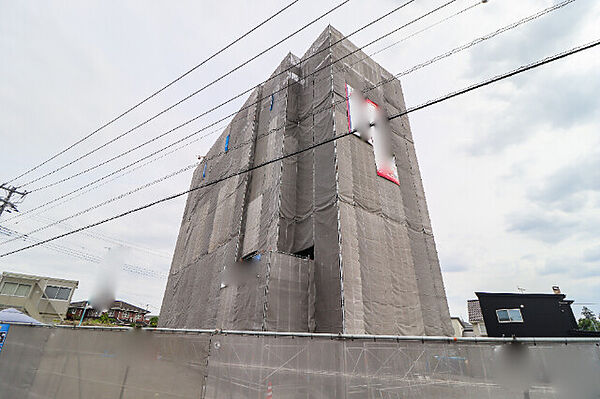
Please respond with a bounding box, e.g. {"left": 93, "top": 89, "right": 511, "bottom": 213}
{"left": 475, "top": 292, "right": 597, "bottom": 337}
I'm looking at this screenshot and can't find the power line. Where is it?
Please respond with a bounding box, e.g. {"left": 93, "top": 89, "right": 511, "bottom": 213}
{"left": 4, "top": 0, "right": 458, "bottom": 224}
{"left": 0, "top": 162, "right": 198, "bottom": 246}
{"left": 16, "top": 0, "right": 351, "bottom": 189}
{"left": 203, "top": 0, "right": 575, "bottom": 162}
{"left": 366, "top": 1, "right": 482, "bottom": 60}
{"left": 4, "top": 0, "right": 560, "bottom": 226}
{"left": 29, "top": 215, "right": 172, "bottom": 259}
{"left": 23, "top": 0, "right": 451, "bottom": 195}
{"left": 0, "top": 225, "right": 168, "bottom": 278}
{"left": 313, "top": 0, "right": 577, "bottom": 118}
{"left": 0, "top": 225, "right": 101, "bottom": 263}
{"left": 104, "top": 0, "right": 582, "bottom": 169}
{"left": 4, "top": 121, "right": 228, "bottom": 224}
{"left": 22, "top": 0, "right": 413, "bottom": 193}
{"left": 378, "top": 0, "right": 576, "bottom": 84}
{"left": 7, "top": 0, "right": 565, "bottom": 235}
{"left": 4, "top": 0, "right": 302, "bottom": 185}
{"left": 3, "top": 37, "right": 597, "bottom": 258}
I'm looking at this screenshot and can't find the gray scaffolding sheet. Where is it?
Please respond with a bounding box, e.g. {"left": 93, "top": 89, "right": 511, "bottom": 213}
{"left": 160, "top": 25, "right": 454, "bottom": 336}
{"left": 1, "top": 325, "right": 599, "bottom": 398}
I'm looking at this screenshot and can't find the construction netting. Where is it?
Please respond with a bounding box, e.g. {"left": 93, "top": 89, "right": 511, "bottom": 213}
{"left": 1, "top": 325, "right": 599, "bottom": 398}
{"left": 159, "top": 25, "right": 453, "bottom": 336}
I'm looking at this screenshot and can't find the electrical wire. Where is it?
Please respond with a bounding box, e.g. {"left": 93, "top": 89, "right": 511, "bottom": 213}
{"left": 22, "top": 0, "right": 452, "bottom": 196}
{"left": 3, "top": 0, "right": 459, "bottom": 224}
{"left": 15, "top": 0, "right": 351, "bottom": 189}
{"left": 371, "top": 0, "right": 576, "bottom": 90}
{"left": 304, "top": 0, "right": 579, "bottom": 124}
{"left": 29, "top": 215, "right": 172, "bottom": 259}
{"left": 4, "top": 121, "right": 229, "bottom": 224}
{"left": 366, "top": 1, "right": 481, "bottom": 60}
{"left": 2, "top": 37, "right": 597, "bottom": 258}
{"left": 4, "top": 0, "right": 302, "bottom": 185}
{"left": 1, "top": 225, "right": 102, "bottom": 263}
{"left": 4, "top": 0, "right": 566, "bottom": 227}
{"left": 179, "top": 0, "right": 576, "bottom": 166}
{"left": 23, "top": 0, "right": 413, "bottom": 193}
{"left": 0, "top": 162, "right": 199, "bottom": 246}
{"left": 0, "top": 225, "right": 167, "bottom": 278}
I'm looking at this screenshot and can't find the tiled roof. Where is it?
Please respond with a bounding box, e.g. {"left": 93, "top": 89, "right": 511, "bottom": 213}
{"left": 451, "top": 316, "right": 473, "bottom": 330}
{"left": 467, "top": 299, "right": 483, "bottom": 322}
{"left": 459, "top": 319, "right": 473, "bottom": 329}
{"left": 68, "top": 300, "right": 149, "bottom": 314}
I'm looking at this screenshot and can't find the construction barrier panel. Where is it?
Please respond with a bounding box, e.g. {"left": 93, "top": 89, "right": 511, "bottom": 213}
{"left": 0, "top": 325, "right": 599, "bottom": 398}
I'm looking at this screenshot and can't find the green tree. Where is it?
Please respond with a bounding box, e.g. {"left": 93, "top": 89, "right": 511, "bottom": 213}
{"left": 578, "top": 306, "right": 600, "bottom": 331}
{"left": 149, "top": 316, "right": 158, "bottom": 327}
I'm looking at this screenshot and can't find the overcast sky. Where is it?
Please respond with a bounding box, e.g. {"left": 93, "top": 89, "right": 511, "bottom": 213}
{"left": 0, "top": 0, "right": 598, "bottom": 321}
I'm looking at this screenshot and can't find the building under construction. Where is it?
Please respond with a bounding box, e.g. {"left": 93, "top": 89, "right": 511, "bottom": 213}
{"left": 3, "top": 26, "right": 600, "bottom": 399}
{"left": 159, "top": 26, "right": 453, "bottom": 336}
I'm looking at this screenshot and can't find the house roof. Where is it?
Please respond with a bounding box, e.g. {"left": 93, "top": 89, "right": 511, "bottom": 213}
{"left": 467, "top": 299, "right": 483, "bottom": 323}
{"left": 1, "top": 271, "right": 79, "bottom": 287}
{"left": 69, "top": 300, "right": 149, "bottom": 314}
{"left": 475, "top": 292, "right": 574, "bottom": 305}
{"left": 451, "top": 317, "right": 473, "bottom": 330}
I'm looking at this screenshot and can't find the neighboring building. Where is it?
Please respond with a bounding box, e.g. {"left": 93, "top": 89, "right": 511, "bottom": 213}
{"left": 160, "top": 26, "right": 452, "bottom": 335}
{"left": 475, "top": 291, "right": 600, "bottom": 337}
{"left": 67, "top": 300, "right": 150, "bottom": 324}
{"left": 467, "top": 299, "right": 487, "bottom": 337}
{"left": 0, "top": 271, "right": 78, "bottom": 323}
{"left": 451, "top": 316, "right": 473, "bottom": 337}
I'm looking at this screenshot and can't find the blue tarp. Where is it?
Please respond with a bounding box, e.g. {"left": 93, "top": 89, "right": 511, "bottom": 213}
{"left": 0, "top": 308, "right": 42, "bottom": 325}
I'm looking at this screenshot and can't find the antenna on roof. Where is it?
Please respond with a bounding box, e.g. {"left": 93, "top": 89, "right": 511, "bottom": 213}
{"left": 517, "top": 286, "right": 526, "bottom": 294}
{"left": 552, "top": 286, "right": 561, "bottom": 295}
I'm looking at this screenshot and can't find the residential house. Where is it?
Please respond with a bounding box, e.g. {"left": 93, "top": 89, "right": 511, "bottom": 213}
{"left": 467, "top": 299, "right": 487, "bottom": 337}
{"left": 0, "top": 271, "right": 78, "bottom": 323}
{"left": 475, "top": 291, "right": 600, "bottom": 337}
{"left": 68, "top": 300, "right": 149, "bottom": 324}
{"left": 451, "top": 316, "right": 474, "bottom": 337}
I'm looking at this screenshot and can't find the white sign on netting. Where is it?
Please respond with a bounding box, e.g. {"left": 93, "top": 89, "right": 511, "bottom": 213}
{"left": 345, "top": 84, "right": 400, "bottom": 186}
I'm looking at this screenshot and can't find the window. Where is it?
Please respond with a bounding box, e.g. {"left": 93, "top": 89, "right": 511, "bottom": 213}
{"left": 478, "top": 323, "right": 487, "bottom": 335}
{"left": 44, "top": 286, "right": 58, "bottom": 299}
{"left": 44, "top": 285, "right": 72, "bottom": 300}
{"left": 14, "top": 284, "right": 31, "bottom": 297}
{"left": 56, "top": 287, "right": 71, "bottom": 300}
{"left": 496, "top": 308, "right": 523, "bottom": 323}
{"left": 508, "top": 309, "right": 523, "bottom": 322}
{"left": 0, "top": 282, "right": 17, "bottom": 295}
{"left": 1, "top": 282, "right": 31, "bottom": 297}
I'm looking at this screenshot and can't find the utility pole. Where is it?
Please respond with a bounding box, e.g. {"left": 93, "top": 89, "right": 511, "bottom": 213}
{"left": 0, "top": 184, "right": 28, "bottom": 218}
